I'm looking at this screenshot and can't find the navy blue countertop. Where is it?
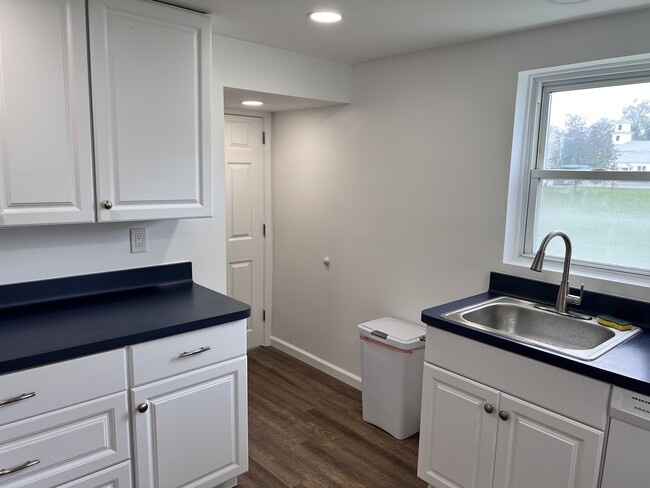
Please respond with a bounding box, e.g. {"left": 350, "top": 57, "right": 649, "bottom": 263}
{"left": 422, "top": 273, "right": 650, "bottom": 396}
{"left": 0, "top": 263, "right": 250, "bottom": 374}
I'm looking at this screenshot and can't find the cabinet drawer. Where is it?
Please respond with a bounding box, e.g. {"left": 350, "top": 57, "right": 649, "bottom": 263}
{"left": 55, "top": 461, "right": 132, "bottom": 488}
{"left": 128, "top": 320, "right": 246, "bottom": 386}
{"left": 0, "top": 392, "right": 130, "bottom": 488}
{"left": 0, "top": 349, "right": 127, "bottom": 426}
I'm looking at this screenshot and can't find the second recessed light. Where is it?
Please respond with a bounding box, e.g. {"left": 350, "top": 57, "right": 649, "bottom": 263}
{"left": 308, "top": 11, "right": 342, "bottom": 23}
{"left": 241, "top": 100, "right": 264, "bottom": 106}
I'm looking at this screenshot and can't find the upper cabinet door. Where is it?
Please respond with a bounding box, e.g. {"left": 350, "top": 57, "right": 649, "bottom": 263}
{"left": 88, "top": 0, "right": 212, "bottom": 222}
{"left": 0, "top": 0, "right": 95, "bottom": 225}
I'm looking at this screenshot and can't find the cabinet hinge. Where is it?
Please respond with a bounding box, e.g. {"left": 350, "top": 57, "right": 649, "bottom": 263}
{"left": 262, "top": 224, "right": 266, "bottom": 237}
{"left": 262, "top": 131, "right": 266, "bottom": 145}
{"left": 263, "top": 309, "right": 266, "bottom": 321}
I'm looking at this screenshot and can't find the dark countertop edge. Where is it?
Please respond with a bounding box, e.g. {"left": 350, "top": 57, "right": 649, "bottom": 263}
{"left": 0, "top": 262, "right": 194, "bottom": 310}
{"left": 421, "top": 274, "right": 650, "bottom": 396}
{"left": 0, "top": 307, "right": 250, "bottom": 375}
{"left": 0, "top": 263, "right": 252, "bottom": 375}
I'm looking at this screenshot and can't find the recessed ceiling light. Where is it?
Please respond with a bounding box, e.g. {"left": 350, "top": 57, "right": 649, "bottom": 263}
{"left": 241, "top": 100, "right": 264, "bottom": 106}
{"left": 308, "top": 11, "right": 342, "bottom": 23}
{"left": 547, "top": 0, "right": 590, "bottom": 4}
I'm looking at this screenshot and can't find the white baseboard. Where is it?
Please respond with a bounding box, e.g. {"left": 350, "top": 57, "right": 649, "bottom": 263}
{"left": 270, "top": 336, "right": 362, "bottom": 390}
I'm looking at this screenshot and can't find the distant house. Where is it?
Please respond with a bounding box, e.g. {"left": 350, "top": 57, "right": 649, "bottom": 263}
{"left": 612, "top": 120, "right": 633, "bottom": 144}
{"left": 615, "top": 141, "right": 650, "bottom": 171}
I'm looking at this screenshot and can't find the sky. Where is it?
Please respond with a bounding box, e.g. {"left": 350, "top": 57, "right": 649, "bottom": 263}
{"left": 549, "top": 81, "right": 650, "bottom": 129}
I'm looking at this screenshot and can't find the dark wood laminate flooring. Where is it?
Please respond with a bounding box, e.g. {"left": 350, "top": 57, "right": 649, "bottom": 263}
{"left": 238, "top": 347, "right": 427, "bottom": 488}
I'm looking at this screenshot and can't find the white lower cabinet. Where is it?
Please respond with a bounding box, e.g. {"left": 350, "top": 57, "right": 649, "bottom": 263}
{"left": 0, "top": 351, "right": 129, "bottom": 488}
{"left": 128, "top": 320, "right": 248, "bottom": 488}
{"left": 0, "top": 320, "right": 248, "bottom": 488}
{"left": 418, "top": 363, "right": 604, "bottom": 488}
{"left": 131, "top": 357, "right": 248, "bottom": 488}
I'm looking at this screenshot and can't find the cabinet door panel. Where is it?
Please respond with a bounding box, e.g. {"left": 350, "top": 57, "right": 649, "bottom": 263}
{"left": 493, "top": 393, "right": 604, "bottom": 488}
{"left": 131, "top": 356, "right": 247, "bottom": 488}
{"left": 55, "top": 461, "right": 132, "bottom": 488}
{"left": 89, "top": 0, "right": 211, "bottom": 222}
{"left": 418, "top": 364, "right": 499, "bottom": 488}
{"left": 0, "top": 0, "right": 94, "bottom": 225}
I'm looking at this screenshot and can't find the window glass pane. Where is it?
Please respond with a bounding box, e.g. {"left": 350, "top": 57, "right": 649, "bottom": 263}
{"left": 533, "top": 180, "right": 650, "bottom": 270}
{"left": 542, "top": 82, "right": 650, "bottom": 172}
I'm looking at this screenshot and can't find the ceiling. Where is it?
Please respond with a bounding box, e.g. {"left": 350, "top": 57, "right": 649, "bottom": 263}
{"left": 223, "top": 88, "right": 342, "bottom": 112}
{"left": 172, "top": 0, "right": 650, "bottom": 65}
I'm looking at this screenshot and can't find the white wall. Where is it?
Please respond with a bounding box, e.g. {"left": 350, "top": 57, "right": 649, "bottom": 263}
{"left": 271, "top": 8, "right": 650, "bottom": 380}
{"left": 0, "top": 32, "right": 351, "bottom": 292}
{"left": 213, "top": 35, "right": 352, "bottom": 103}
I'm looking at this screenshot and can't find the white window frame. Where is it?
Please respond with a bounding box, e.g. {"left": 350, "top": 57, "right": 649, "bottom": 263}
{"left": 504, "top": 53, "right": 650, "bottom": 286}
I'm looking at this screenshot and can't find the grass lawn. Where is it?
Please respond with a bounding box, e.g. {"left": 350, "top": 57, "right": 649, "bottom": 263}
{"left": 535, "top": 184, "right": 650, "bottom": 271}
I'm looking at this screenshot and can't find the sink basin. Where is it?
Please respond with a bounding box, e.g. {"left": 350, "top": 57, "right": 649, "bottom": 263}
{"left": 443, "top": 296, "right": 641, "bottom": 361}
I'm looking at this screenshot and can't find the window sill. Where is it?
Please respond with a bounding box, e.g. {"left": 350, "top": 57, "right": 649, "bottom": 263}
{"left": 502, "top": 255, "right": 650, "bottom": 300}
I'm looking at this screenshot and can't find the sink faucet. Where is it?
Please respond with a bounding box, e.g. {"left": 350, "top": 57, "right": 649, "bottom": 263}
{"left": 530, "top": 230, "right": 585, "bottom": 315}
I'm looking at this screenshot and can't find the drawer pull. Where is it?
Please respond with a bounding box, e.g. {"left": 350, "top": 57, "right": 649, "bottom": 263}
{"left": 0, "top": 459, "right": 40, "bottom": 476}
{"left": 0, "top": 392, "right": 36, "bottom": 407}
{"left": 179, "top": 346, "right": 211, "bottom": 358}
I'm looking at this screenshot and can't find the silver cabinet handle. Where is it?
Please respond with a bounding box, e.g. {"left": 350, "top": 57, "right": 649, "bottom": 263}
{"left": 137, "top": 403, "right": 149, "bottom": 413}
{"left": 0, "top": 459, "right": 40, "bottom": 476}
{"left": 0, "top": 392, "right": 36, "bottom": 407}
{"left": 102, "top": 200, "right": 113, "bottom": 209}
{"left": 179, "top": 346, "right": 211, "bottom": 358}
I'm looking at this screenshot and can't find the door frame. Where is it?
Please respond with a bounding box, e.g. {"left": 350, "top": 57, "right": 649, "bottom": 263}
{"left": 224, "top": 109, "right": 273, "bottom": 347}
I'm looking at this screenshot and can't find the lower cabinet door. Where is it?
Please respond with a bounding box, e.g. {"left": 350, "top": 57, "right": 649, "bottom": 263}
{"left": 492, "top": 393, "right": 604, "bottom": 488}
{"left": 131, "top": 356, "right": 248, "bottom": 488}
{"left": 417, "top": 364, "right": 499, "bottom": 488}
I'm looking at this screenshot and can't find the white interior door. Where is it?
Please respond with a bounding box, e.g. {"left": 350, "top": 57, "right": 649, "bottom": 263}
{"left": 225, "top": 115, "right": 266, "bottom": 348}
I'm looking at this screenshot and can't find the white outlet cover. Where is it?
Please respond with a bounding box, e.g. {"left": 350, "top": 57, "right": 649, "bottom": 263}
{"left": 130, "top": 227, "right": 147, "bottom": 253}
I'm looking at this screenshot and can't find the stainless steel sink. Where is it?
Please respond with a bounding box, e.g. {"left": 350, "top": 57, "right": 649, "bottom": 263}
{"left": 443, "top": 296, "right": 641, "bottom": 361}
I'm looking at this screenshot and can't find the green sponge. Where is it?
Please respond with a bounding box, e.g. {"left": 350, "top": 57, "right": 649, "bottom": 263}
{"left": 596, "top": 315, "right": 633, "bottom": 331}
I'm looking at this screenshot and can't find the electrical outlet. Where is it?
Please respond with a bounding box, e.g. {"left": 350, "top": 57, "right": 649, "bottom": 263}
{"left": 130, "top": 227, "right": 147, "bottom": 253}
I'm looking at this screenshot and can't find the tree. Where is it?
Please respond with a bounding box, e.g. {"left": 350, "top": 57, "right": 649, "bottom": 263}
{"left": 548, "top": 115, "right": 619, "bottom": 170}
{"left": 621, "top": 99, "right": 650, "bottom": 141}
{"left": 588, "top": 118, "right": 620, "bottom": 169}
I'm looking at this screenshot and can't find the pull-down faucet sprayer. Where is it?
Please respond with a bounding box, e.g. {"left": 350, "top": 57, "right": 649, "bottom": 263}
{"left": 530, "top": 230, "right": 588, "bottom": 318}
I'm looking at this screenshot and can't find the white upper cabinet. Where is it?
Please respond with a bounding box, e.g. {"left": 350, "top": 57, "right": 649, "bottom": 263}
{"left": 88, "top": 0, "right": 212, "bottom": 222}
{"left": 0, "top": 0, "right": 212, "bottom": 226}
{"left": 0, "top": 0, "right": 95, "bottom": 225}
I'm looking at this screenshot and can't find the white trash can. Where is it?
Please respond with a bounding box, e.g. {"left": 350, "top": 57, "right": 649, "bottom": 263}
{"left": 358, "top": 317, "right": 426, "bottom": 439}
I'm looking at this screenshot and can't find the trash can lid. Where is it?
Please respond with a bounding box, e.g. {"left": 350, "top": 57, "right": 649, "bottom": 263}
{"left": 358, "top": 317, "right": 426, "bottom": 350}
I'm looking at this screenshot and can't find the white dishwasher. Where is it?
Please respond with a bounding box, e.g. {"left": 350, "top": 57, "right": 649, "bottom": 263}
{"left": 600, "top": 386, "right": 650, "bottom": 487}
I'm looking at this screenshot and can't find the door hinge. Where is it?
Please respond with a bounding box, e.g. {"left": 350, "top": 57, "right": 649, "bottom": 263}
{"left": 262, "top": 309, "right": 266, "bottom": 321}
{"left": 262, "top": 224, "right": 266, "bottom": 237}
{"left": 262, "top": 131, "right": 266, "bottom": 144}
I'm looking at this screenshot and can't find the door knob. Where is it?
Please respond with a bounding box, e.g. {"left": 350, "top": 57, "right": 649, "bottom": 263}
{"left": 499, "top": 411, "right": 509, "bottom": 421}
{"left": 137, "top": 403, "right": 149, "bottom": 413}
{"left": 484, "top": 404, "right": 494, "bottom": 414}
{"left": 102, "top": 200, "right": 113, "bottom": 209}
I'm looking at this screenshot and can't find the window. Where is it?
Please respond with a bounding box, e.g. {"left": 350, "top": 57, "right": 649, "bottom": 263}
{"left": 505, "top": 54, "right": 650, "bottom": 280}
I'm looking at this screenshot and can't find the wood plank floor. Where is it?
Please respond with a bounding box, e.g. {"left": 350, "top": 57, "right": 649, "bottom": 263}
{"left": 238, "top": 347, "right": 427, "bottom": 488}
